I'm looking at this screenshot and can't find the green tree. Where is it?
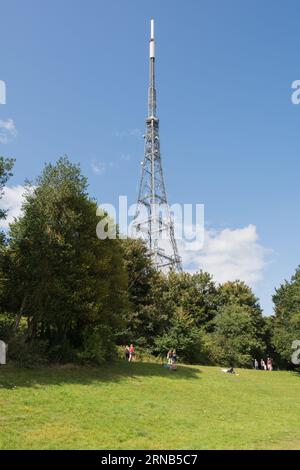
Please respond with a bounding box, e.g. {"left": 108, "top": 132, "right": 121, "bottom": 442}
{"left": 163, "top": 271, "right": 218, "bottom": 330}
{"left": 272, "top": 266, "right": 300, "bottom": 367}
{"left": 120, "top": 238, "right": 172, "bottom": 348}
{"left": 0, "top": 156, "right": 14, "bottom": 332}
{"left": 217, "top": 281, "right": 267, "bottom": 347}
{"left": 6, "top": 156, "right": 128, "bottom": 361}
{"left": 209, "top": 303, "right": 265, "bottom": 367}
{"left": 0, "top": 156, "right": 14, "bottom": 221}
{"left": 154, "top": 307, "right": 206, "bottom": 363}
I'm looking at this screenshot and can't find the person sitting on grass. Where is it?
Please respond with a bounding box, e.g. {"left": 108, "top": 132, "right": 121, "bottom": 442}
{"left": 221, "top": 366, "right": 239, "bottom": 375}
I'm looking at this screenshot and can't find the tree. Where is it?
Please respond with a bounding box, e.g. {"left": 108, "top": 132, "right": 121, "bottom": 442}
{"left": 0, "top": 156, "right": 14, "bottom": 325}
{"left": 0, "top": 156, "right": 14, "bottom": 220}
{"left": 163, "top": 271, "right": 218, "bottom": 330}
{"left": 6, "top": 156, "right": 128, "bottom": 361}
{"left": 272, "top": 266, "right": 300, "bottom": 367}
{"left": 217, "top": 281, "right": 267, "bottom": 347}
{"left": 120, "top": 238, "right": 172, "bottom": 348}
{"left": 154, "top": 307, "right": 207, "bottom": 363}
{"left": 209, "top": 303, "right": 265, "bottom": 367}
{"left": 218, "top": 281, "right": 262, "bottom": 316}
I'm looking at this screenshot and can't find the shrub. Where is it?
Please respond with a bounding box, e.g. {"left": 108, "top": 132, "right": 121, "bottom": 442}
{"left": 154, "top": 310, "right": 210, "bottom": 364}
{"left": 7, "top": 335, "right": 48, "bottom": 367}
{"left": 0, "top": 313, "right": 14, "bottom": 341}
{"left": 78, "top": 325, "right": 117, "bottom": 365}
{"left": 47, "top": 339, "right": 77, "bottom": 363}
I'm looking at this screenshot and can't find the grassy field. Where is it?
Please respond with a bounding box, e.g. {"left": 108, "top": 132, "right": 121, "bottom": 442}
{"left": 0, "top": 361, "right": 300, "bottom": 450}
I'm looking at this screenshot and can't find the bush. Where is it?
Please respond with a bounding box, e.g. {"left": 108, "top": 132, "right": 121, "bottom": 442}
{"left": 116, "top": 345, "right": 161, "bottom": 363}
{"left": 7, "top": 335, "right": 48, "bottom": 367}
{"left": 154, "top": 310, "right": 210, "bottom": 364}
{"left": 47, "top": 339, "right": 77, "bottom": 363}
{"left": 208, "top": 304, "right": 265, "bottom": 368}
{"left": 78, "top": 325, "right": 117, "bottom": 365}
{"left": 0, "top": 313, "right": 14, "bottom": 341}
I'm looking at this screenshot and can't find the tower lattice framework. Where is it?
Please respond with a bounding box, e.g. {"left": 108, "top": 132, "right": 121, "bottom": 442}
{"left": 133, "top": 19, "right": 182, "bottom": 272}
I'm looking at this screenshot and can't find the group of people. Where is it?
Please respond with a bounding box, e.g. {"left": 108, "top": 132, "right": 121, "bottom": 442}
{"left": 167, "top": 349, "right": 177, "bottom": 370}
{"left": 124, "top": 344, "right": 135, "bottom": 362}
{"left": 124, "top": 345, "right": 178, "bottom": 370}
{"left": 254, "top": 357, "right": 273, "bottom": 371}
{"left": 123, "top": 346, "right": 273, "bottom": 373}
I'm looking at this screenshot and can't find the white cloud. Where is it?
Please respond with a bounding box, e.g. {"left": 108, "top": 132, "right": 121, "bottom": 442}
{"left": 0, "top": 185, "right": 26, "bottom": 229}
{"left": 112, "top": 128, "right": 142, "bottom": 139}
{"left": 91, "top": 160, "right": 107, "bottom": 175}
{"left": 120, "top": 154, "right": 131, "bottom": 161}
{"left": 179, "top": 224, "right": 269, "bottom": 286}
{"left": 0, "top": 118, "right": 17, "bottom": 144}
{"left": 91, "top": 155, "right": 130, "bottom": 176}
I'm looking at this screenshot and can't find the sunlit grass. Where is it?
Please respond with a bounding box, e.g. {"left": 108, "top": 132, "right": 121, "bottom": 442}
{"left": 0, "top": 362, "right": 299, "bottom": 449}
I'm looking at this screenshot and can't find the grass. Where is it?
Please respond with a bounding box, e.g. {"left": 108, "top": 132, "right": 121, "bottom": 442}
{"left": 0, "top": 361, "right": 300, "bottom": 450}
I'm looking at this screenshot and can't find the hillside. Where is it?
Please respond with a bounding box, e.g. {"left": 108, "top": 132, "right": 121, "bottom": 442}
{"left": 0, "top": 362, "right": 299, "bottom": 450}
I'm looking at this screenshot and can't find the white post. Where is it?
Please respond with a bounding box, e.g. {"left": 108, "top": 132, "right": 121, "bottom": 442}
{"left": 0, "top": 340, "right": 7, "bottom": 365}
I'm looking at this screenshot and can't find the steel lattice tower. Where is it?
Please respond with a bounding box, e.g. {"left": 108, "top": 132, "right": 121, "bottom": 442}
{"left": 133, "top": 19, "right": 182, "bottom": 272}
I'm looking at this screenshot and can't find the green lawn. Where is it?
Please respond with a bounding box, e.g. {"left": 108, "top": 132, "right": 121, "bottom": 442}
{"left": 0, "top": 362, "right": 299, "bottom": 449}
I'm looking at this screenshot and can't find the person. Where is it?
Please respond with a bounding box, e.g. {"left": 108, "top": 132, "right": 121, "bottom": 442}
{"left": 254, "top": 359, "right": 259, "bottom": 370}
{"left": 129, "top": 344, "right": 135, "bottom": 362}
{"left": 267, "top": 357, "right": 273, "bottom": 371}
{"left": 261, "top": 358, "right": 267, "bottom": 370}
{"left": 171, "top": 349, "right": 177, "bottom": 371}
{"left": 221, "top": 367, "right": 236, "bottom": 374}
{"left": 124, "top": 345, "right": 130, "bottom": 361}
{"left": 167, "top": 349, "right": 173, "bottom": 365}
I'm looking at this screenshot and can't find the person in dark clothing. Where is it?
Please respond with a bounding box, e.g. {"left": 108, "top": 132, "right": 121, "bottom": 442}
{"left": 171, "top": 349, "right": 177, "bottom": 370}
{"left": 124, "top": 345, "right": 130, "bottom": 361}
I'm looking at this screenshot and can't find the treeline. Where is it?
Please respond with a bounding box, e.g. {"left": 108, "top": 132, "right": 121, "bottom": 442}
{"left": 0, "top": 156, "right": 299, "bottom": 368}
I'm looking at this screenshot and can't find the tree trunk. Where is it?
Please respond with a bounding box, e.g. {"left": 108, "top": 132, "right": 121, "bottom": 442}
{"left": 14, "top": 295, "right": 27, "bottom": 332}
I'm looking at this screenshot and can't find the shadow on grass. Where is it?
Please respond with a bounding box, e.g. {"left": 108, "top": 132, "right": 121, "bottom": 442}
{"left": 291, "top": 369, "right": 300, "bottom": 378}
{"left": 0, "top": 361, "right": 202, "bottom": 390}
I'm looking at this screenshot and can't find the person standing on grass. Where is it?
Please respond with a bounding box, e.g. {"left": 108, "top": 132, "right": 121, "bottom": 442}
{"left": 167, "top": 349, "right": 173, "bottom": 365}
{"left": 129, "top": 344, "right": 135, "bottom": 362}
{"left": 124, "top": 345, "right": 130, "bottom": 361}
{"left": 171, "top": 349, "right": 177, "bottom": 371}
{"left": 267, "top": 357, "right": 273, "bottom": 371}
{"left": 254, "top": 359, "right": 259, "bottom": 370}
{"left": 261, "top": 358, "right": 267, "bottom": 370}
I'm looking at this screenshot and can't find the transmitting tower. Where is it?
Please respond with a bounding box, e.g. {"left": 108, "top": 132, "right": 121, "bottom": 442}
{"left": 133, "top": 19, "right": 182, "bottom": 272}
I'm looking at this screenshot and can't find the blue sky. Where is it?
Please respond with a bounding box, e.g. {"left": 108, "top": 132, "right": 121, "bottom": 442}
{"left": 1, "top": 0, "right": 300, "bottom": 314}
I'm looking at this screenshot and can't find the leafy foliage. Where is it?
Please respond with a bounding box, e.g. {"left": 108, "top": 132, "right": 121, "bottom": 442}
{"left": 120, "top": 238, "right": 171, "bottom": 347}
{"left": 154, "top": 308, "right": 208, "bottom": 363}
{"left": 0, "top": 313, "right": 14, "bottom": 341}
{"left": 1, "top": 155, "right": 298, "bottom": 369}
{"left": 272, "top": 266, "right": 300, "bottom": 367}
{"left": 208, "top": 303, "right": 265, "bottom": 367}
{"left": 0, "top": 156, "right": 14, "bottom": 220}
{"left": 5, "top": 157, "right": 128, "bottom": 361}
{"left": 0, "top": 157, "right": 15, "bottom": 311}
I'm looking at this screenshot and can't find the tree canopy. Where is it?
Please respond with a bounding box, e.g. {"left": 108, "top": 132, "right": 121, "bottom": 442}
{"left": 272, "top": 267, "right": 300, "bottom": 367}
{"left": 0, "top": 155, "right": 297, "bottom": 369}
